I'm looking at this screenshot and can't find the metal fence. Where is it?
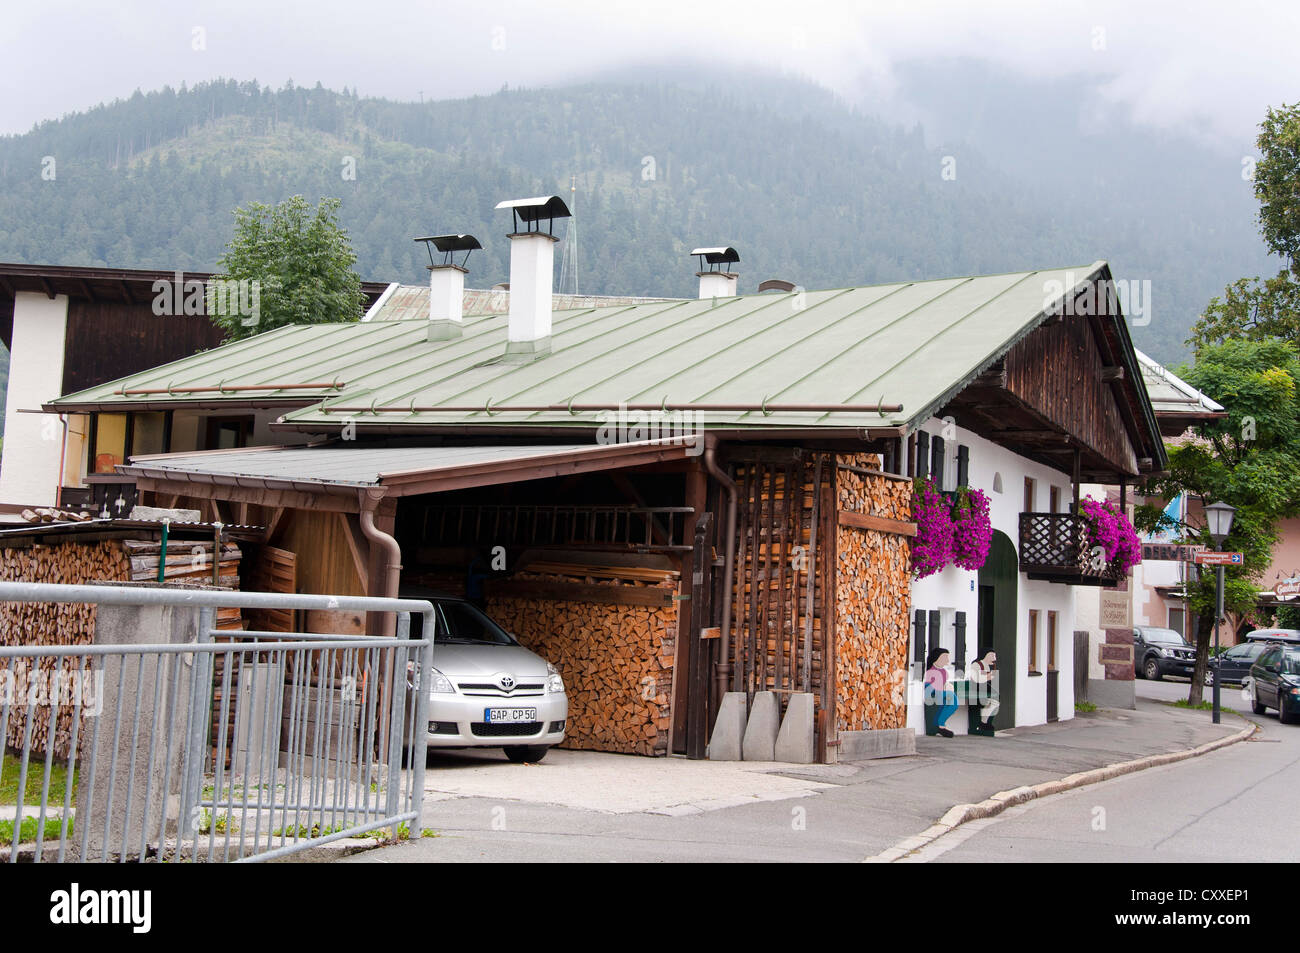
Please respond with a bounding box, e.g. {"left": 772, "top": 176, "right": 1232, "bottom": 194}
{"left": 0, "top": 582, "right": 433, "bottom": 863}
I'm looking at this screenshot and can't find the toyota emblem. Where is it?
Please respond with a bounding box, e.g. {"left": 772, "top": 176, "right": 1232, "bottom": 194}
{"left": 499, "top": 675, "right": 515, "bottom": 690}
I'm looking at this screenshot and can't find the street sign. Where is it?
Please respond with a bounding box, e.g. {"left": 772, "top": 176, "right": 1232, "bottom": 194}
{"left": 1142, "top": 543, "right": 1205, "bottom": 562}
{"left": 1193, "top": 551, "right": 1243, "bottom": 566}
{"left": 1276, "top": 577, "right": 1300, "bottom": 601}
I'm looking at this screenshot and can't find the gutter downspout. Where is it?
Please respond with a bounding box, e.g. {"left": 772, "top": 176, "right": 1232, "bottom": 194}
{"left": 359, "top": 487, "right": 402, "bottom": 638}
{"left": 704, "top": 437, "right": 738, "bottom": 701}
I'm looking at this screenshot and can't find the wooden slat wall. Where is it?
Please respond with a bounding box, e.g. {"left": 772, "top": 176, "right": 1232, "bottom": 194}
{"left": 61, "top": 297, "right": 226, "bottom": 396}
{"left": 726, "top": 452, "right": 834, "bottom": 737}
{"left": 277, "top": 510, "right": 366, "bottom": 598}
{"left": 1004, "top": 317, "right": 1138, "bottom": 474}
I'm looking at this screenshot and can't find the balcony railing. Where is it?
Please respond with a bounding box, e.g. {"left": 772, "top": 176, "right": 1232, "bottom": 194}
{"left": 1019, "top": 512, "right": 1125, "bottom": 587}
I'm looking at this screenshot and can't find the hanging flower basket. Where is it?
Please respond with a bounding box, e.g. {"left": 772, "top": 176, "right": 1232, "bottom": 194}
{"left": 951, "top": 486, "right": 993, "bottom": 571}
{"left": 1079, "top": 496, "right": 1143, "bottom": 574}
{"left": 911, "top": 479, "right": 954, "bottom": 578}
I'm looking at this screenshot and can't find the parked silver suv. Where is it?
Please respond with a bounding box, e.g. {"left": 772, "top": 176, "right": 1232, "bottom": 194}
{"left": 408, "top": 596, "right": 566, "bottom": 763}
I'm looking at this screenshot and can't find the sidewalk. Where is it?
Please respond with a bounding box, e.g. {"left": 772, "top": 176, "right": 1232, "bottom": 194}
{"left": 339, "top": 699, "right": 1246, "bottom": 863}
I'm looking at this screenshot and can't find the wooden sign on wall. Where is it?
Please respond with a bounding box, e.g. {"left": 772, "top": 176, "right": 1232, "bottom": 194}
{"left": 1099, "top": 589, "right": 1131, "bottom": 629}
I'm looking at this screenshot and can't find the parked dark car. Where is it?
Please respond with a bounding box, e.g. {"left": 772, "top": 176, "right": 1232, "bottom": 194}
{"left": 1207, "top": 641, "right": 1270, "bottom": 686}
{"left": 1133, "top": 626, "right": 1197, "bottom": 681}
{"left": 1249, "top": 644, "right": 1300, "bottom": 724}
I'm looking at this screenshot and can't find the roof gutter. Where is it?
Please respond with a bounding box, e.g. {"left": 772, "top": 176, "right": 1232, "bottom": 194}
{"left": 704, "top": 436, "right": 737, "bottom": 704}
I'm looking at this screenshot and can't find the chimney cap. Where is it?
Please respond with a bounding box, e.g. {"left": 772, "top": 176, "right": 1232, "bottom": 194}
{"left": 496, "top": 195, "right": 572, "bottom": 234}
{"left": 690, "top": 246, "right": 740, "bottom": 271}
{"left": 414, "top": 234, "right": 481, "bottom": 268}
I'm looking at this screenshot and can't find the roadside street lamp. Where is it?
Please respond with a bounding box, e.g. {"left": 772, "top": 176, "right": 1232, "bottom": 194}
{"left": 1204, "top": 500, "right": 1236, "bottom": 724}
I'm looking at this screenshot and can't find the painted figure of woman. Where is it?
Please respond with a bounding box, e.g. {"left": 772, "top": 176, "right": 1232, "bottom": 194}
{"left": 924, "top": 647, "right": 958, "bottom": 737}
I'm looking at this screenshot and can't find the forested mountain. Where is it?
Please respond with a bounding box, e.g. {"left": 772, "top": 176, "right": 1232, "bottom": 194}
{"left": 0, "top": 73, "right": 1276, "bottom": 375}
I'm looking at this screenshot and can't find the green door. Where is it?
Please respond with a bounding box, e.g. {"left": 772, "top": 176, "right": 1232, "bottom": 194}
{"left": 978, "top": 530, "right": 1018, "bottom": 730}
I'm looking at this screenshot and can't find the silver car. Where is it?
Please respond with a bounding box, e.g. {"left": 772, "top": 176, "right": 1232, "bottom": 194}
{"left": 408, "top": 597, "right": 566, "bottom": 763}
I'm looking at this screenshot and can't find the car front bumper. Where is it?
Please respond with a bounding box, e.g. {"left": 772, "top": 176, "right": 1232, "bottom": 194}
{"left": 424, "top": 691, "right": 568, "bottom": 748}
{"left": 1158, "top": 657, "right": 1197, "bottom": 677}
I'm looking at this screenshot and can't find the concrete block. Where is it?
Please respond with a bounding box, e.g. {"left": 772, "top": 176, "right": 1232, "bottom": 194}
{"left": 75, "top": 601, "right": 199, "bottom": 861}
{"left": 1086, "top": 678, "right": 1136, "bottom": 709}
{"left": 774, "top": 692, "right": 816, "bottom": 763}
{"left": 838, "top": 727, "right": 916, "bottom": 761}
{"left": 742, "top": 691, "right": 780, "bottom": 761}
{"left": 707, "top": 692, "right": 748, "bottom": 760}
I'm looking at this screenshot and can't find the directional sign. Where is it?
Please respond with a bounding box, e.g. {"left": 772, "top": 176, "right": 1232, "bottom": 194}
{"left": 1193, "top": 551, "right": 1243, "bottom": 566}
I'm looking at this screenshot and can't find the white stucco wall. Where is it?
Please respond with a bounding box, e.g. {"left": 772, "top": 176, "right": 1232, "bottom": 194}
{"left": 908, "top": 418, "right": 1076, "bottom": 732}
{"left": 0, "top": 293, "right": 69, "bottom": 507}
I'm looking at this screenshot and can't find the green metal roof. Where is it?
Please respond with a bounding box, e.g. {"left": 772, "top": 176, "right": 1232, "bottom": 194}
{"left": 53, "top": 263, "right": 1114, "bottom": 434}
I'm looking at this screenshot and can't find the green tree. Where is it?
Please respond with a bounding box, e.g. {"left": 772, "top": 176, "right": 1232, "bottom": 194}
{"left": 1136, "top": 339, "right": 1300, "bottom": 703}
{"left": 1191, "top": 103, "right": 1300, "bottom": 350}
{"left": 207, "top": 195, "right": 365, "bottom": 341}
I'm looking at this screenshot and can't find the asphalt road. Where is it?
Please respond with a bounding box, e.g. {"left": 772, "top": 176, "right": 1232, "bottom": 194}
{"left": 908, "top": 678, "right": 1297, "bottom": 863}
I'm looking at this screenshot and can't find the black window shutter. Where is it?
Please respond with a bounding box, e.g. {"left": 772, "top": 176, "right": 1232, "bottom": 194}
{"left": 954, "top": 611, "right": 968, "bottom": 671}
{"left": 957, "top": 444, "right": 969, "bottom": 488}
{"left": 916, "top": 438, "right": 929, "bottom": 481}
{"left": 931, "top": 435, "right": 945, "bottom": 489}
{"left": 928, "top": 610, "right": 942, "bottom": 663}
{"left": 914, "top": 610, "right": 927, "bottom": 664}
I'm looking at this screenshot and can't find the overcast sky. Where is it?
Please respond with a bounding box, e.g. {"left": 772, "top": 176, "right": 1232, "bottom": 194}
{"left": 2, "top": 0, "right": 1296, "bottom": 144}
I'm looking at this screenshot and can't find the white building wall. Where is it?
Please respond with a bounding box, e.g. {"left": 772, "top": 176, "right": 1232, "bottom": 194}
{"left": 0, "top": 293, "right": 70, "bottom": 507}
{"left": 908, "top": 418, "right": 1076, "bottom": 732}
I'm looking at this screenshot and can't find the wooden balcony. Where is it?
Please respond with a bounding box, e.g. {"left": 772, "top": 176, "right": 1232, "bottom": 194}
{"left": 1018, "top": 512, "right": 1125, "bottom": 587}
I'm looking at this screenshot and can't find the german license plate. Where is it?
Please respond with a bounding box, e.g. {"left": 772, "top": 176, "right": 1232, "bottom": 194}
{"left": 485, "top": 707, "right": 536, "bottom": 723}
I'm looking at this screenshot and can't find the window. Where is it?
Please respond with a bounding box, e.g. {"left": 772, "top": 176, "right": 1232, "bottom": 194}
{"left": 1167, "top": 607, "right": 1185, "bottom": 637}
{"left": 91, "top": 413, "right": 128, "bottom": 474}
{"left": 130, "top": 412, "right": 168, "bottom": 456}
{"left": 1028, "top": 609, "right": 1040, "bottom": 672}
{"left": 1047, "top": 610, "right": 1058, "bottom": 671}
{"left": 1024, "top": 477, "right": 1036, "bottom": 513}
{"left": 1049, "top": 485, "right": 1060, "bottom": 514}
{"left": 204, "top": 416, "right": 254, "bottom": 450}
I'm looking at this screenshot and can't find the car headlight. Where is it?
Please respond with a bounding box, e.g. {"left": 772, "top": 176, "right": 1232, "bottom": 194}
{"left": 546, "top": 662, "right": 565, "bottom": 694}
{"left": 1154, "top": 647, "right": 1168, "bottom": 657}
{"left": 426, "top": 667, "right": 455, "bottom": 694}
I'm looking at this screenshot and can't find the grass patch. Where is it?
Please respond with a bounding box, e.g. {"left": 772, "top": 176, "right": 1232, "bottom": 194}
{"left": 1074, "top": 701, "right": 1098, "bottom": 713}
{"left": 420, "top": 827, "right": 439, "bottom": 839}
{"left": 0, "top": 758, "right": 76, "bottom": 807}
{"left": 1172, "top": 698, "right": 1215, "bottom": 711}
{"left": 0, "top": 816, "right": 70, "bottom": 844}
{"left": 271, "top": 822, "right": 347, "bottom": 839}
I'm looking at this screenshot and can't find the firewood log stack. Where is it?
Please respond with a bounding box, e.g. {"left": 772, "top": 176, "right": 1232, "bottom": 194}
{"left": 834, "top": 452, "right": 913, "bottom": 732}
{"left": 486, "top": 563, "right": 679, "bottom": 756}
{"left": 0, "top": 540, "right": 131, "bottom": 758}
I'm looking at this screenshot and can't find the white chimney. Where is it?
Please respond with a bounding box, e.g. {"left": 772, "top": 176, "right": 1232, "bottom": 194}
{"left": 415, "top": 234, "right": 480, "bottom": 341}
{"left": 496, "top": 196, "right": 572, "bottom": 360}
{"left": 691, "top": 246, "right": 740, "bottom": 298}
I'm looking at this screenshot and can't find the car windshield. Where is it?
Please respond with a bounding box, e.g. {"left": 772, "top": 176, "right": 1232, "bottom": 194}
{"left": 1143, "top": 628, "right": 1186, "bottom": 645}
{"left": 437, "top": 601, "right": 517, "bottom": 646}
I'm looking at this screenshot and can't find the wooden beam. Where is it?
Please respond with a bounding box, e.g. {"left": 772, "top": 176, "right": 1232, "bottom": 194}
{"left": 263, "top": 506, "right": 287, "bottom": 544}
{"left": 338, "top": 512, "right": 370, "bottom": 591}
{"left": 39, "top": 277, "right": 55, "bottom": 300}
{"left": 1101, "top": 366, "right": 1125, "bottom": 382}
{"left": 133, "top": 477, "right": 360, "bottom": 514}
{"left": 837, "top": 509, "right": 917, "bottom": 537}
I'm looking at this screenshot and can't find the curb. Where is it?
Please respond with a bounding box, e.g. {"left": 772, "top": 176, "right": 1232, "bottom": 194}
{"left": 863, "top": 718, "right": 1258, "bottom": 863}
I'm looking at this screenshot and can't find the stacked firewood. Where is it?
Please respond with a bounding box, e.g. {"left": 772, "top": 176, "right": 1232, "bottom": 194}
{"left": 19, "top": 508, "right": 93, "bottom": 523}
{"left": 0, "top": 540, "right": 131, "bottom": 757}
{"left": 834, "top": 452, "right": 913, "bottom": 731}
{"left": 486, "top": 563, "right": 679, "bottom": 756}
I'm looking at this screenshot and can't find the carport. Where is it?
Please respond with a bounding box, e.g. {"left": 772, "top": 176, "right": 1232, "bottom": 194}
{"left": 117, "top": 438, "right": 706, "bottom": 757}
